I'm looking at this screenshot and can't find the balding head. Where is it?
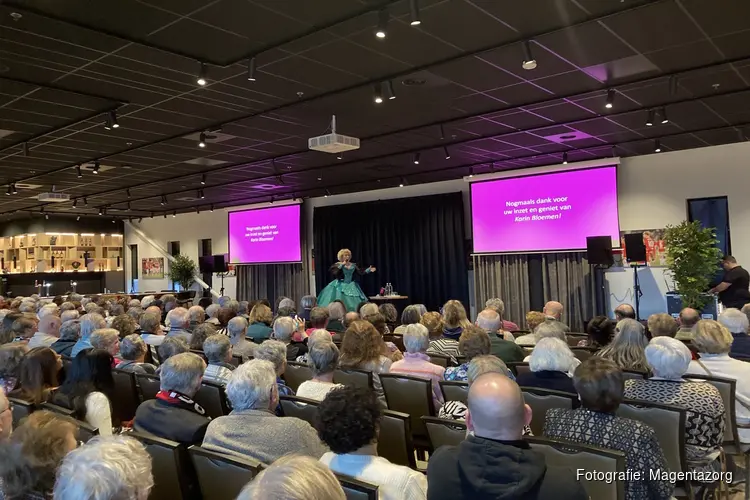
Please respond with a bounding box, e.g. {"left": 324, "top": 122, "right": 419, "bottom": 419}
{"left": 543, "top": 301, "right": 564, "bottom": 320}
{"left": 467, "top": 372, "right": 531, "bottom": 441}
{"left": 38, "top": 315, "right": 62, "bottom": 337}
{"left": 614, "top": 304, "right": 636, "bottom": 321}
{"left": 145, "top": 306, "right": 161, "bottom": 317}
{"left": 476, "top": 309, "right": 501, "bottom": 333}
{"left": 679, "top": 308, "right": 700, "bottom": 328}
{"left": 343, "top": 312, "right": 359, "bottom": 328}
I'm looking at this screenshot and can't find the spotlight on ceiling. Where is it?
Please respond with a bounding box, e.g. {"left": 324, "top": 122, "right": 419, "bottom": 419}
{"left": 92, "top": 160, "right": 100, "bottom": 175}
{"left": 375, "top": 8, "right": 388, "bottom": 39}
{"left": 373, "top": 84, "right": 383, "bottom": 104}
{"left": 45, "top": 213, "right": 49, "bottom": 220}
{"left": 324, "top": 189, "right": 331, "bottom": 198}
{"left": 160, "top": 195, "right": 167, "bottom": 206}
{"left": 198, "top": 132, "right": 207, "bottom": 148}
{"left": 76, "top": 216, "right": 80, "bottom": 221}
{"left": 172, "top": 211, "right": 176, "bottom": 218}
{"left": 126, "top": 189, "right": 131, "bottom": 199}
{"left": 468, "top": 167, "right": 474, "bottom": 178}
{"left": 605, "top": 89, "right": 615, "bottom": 109}
{"left": 443, "top": 146, "right": 450, "bottom": 160}
{"left": 5, "top": 186, "right": 11, "bottom": 196}
{"left": 247, "top": 57, "right": 257, "bottom": 81}
{"left": 11, "top": 184, "right": 17, "bottom": 195}
{"left": 563, "top": 152, "right": 568, "bottom": 165}
{"left": 104, "top": 110, "right": 119, "bottom": 130}
{"left": 126, "top": 201, "right": 131, "bottom": 210}
{"left": 646, "top": 109, "right": 655, "bottom": 127}
{"left": 201, "top": 174, "right": 206, "bottom": 185}
{"left": 98, "top": 208, "right": 103, "bottom": 216}
{"left": 210, "top": 204, "right": 214, "bottom": 212}
{"left": 72, "top": 198, "right": 77, "bottom": 208}
{"left": 269, "top": 196, "right": 274, "bottom": 205}
{"left": 408, "top": 0, "right": 421, "bottom": 25}
{"left": 23, "top": 142, "right": 29, "bottom": 156}
{"left": 196, "top": 62, "right": 207, "bottom": 86}
{"left": 521, "top": 40, "right": 537, "bottom": 70}
{"left": 399, "top": 177, "right": 406, "bottom": 187}
{"left": 336, "top": 153, "right": 343, "bottom": 160}
{"left": 383, "top": 80, "right": 396, "bottom": 100}
{"left": 412, "top": 152, "right": 420, "bottom": 165}
{"left": 660, "top": 107, "right": 669, "bottom": 124}
{"left": 76, "top": 165, "right": 83, "bottom": 178}
{"left": 655, "top": 139, "right": 662, "bottom": 153}
{"left": 199, "top": 189, "right": 205, "bottom": 199}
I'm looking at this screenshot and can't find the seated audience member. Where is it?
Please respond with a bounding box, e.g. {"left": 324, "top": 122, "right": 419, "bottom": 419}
{"left": 116, "top": 334, "right": 157, "bottom": 374}
{"left": 364, "top": 312, "right": 403, "bottom": 362}
{"left": 205, "top": 303, "right": 221, "bottom": 326}
{"left": 516, "top": 337, "right": 577, "bottom": 393}
{"left": 485, "top": 297, "right": 519, "bottom": 331}
{"left": 157, "top": 336, "right": 190, "bottom": 366}
{"left": 515, "top": 319, "right": 567, "bottom": 347}
{"left": 255, "top": 339, "right": 295, "bottom": 396}
{"left": 394, "top": 305, "right": 423, "bottom": 335}
{"left": 379, "top": 302, "right": 398, "bottom": 330}
{"left": 0, "top": 344, "right": 27, "bottom": 394}
{"left": 297, "top": 342, "right": 343, "bottom": 401}
{"left": 139, "top": 312, "right": 165, "bottom": 346}
{"left": 273, "top": 316, "right": 308, "bottom": 360}
{"left": 53, "top": 435, "right": 154, "bottom": 500}
{"left": 389, "top": 323, "right": 445, "bottom": 409}
{"left": 718, "top": 308, "right": 750, "bottom": 358}
{"left": 90, "top": 328, "right": 121, "bottom": 358}
{"left": 647, "top": 313, "right": 679, "bottom": 338}
{"left": 580, "top": 315, "right": 614, "bottom": 348}
{"left": 133, "top": 352, "right": 210, "bottom": 445}
{"left": 276, "top": 296, "right": 295, "bottom": 312}
{"left": 189, "top": 322, "right": 216, "bottom": 351}
{"left": 296, "top": 328, "right": 333, "bottom": 363}
{"left": 276, "top": 305, "right": 297, "bottom": 320}
{"left": 111, "top": 314, "right": 136, "bottom": 340}
{"left": 420, "top": 311, "right": 443, "bottom": 340}
{"left": 326, "top": 301, "right": 347, "bottom": 333}
{"left": 166, "top": 307, "right": 192, "bottom": 343}
{"left": 428, "top": 373, "right": 586, "bottom": 500}
{"left": 626, "top": 336, "right": 724, "bottom": 475}
{"left": 444, "top": 326, "right": 491, "bottom": 381}
{"left": 50, "top": 349, "right": 116, "bottom": 435}
{"left": 343, "top": 311, "right": 359, "bottom": 329}
{"left": 238, "top": 301, "right": 250, "bottom": 320}
{"left": 215, "top": 307, "right": 237, "bottom": 336}
{"left": 299, "top": 295, "right": 317, "bottom": 323}
{"left": 0, "top": 390, "right": 12, "bottom": 440}
{"left": 339, "top": 320, "right": 392, "bottom": 407}
{"left": 0, "top": 312, "right": 22, "bottom": 344}
{"left": 615, "top": 303, "right": 637, "bottom": 321}
{"left": 525, "top": 310, "right": 546, "bottom": 333}
{"left": 305, "top": 306, "right": 330, "bottom": 336}
{"left": 359, "top": 303, "right": 379, "bottom": 318}
{"left": 542, "top": 301, "right": 570, "bottom": 332}
{"left": 426, "top": 300, "right": 469, "bottom": 361}
{"left": 227, "top": 316, "right": 256, "bottom": 361}
{"left": 544, "top": 358, "right": 673, "bottom": 500}
{"left": 202, "top": 334, "right": 235, "bottom": 387}
{"left": 202, "top": 359, "right": 325, "bottom": 462}
{"left": 71, "top": 313, "right": 106, "bottom": 357}
{"left": 237, "top": 454, "right": 345, "bottom": 500}
{"left": 475, "top": 309, "right": 524, "bottom": 362}
{"left": 60, "top": 309, "right": 79, "bottom": 324}
{"left": 51, "top": 320, "right": 80, "bottom": 357}
{"left": 677, "top": 307, "right": 701, "bottom": 341}
{"left": 12, "top": 316, "right": 38, "bottom": 343}
{"left": 596, "top": 318, "right": 650, "bottom": 373}
{"left": 188, "top": 305, "right": 205, "bottom": 332}
{"left": 0, "top": 410, "right": 79, "bottom": 499}
{"left": 37, "top": 303, "right": 59, "bottom": 320}
{"left": 318, "top": 386, "right": 427, "bottom": 500}
{"left": 9, "top": 347, "right": 62, "bottom": 405}
{"left": 27, "top": 315, "right": 62, "bottom": 348}
{"left": 247, "top": 303, "right": 274, "bottom": 342}
{"left": 686, "top": 319, "right": 750, "bottom": 442}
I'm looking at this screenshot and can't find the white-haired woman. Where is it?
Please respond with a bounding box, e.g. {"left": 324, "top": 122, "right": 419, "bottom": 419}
{"left": 296, "top": 341, "right": 343, "bottom": 401}
{"left": 237, "top": 455, "right": 345, "bottom": 500}
{"left": 516, "top": 337, "right": 577, "bottom": 394}
{"left": 595, "top": 318, "right": 650, "bottom": 373}
{"left": 296, "top": 329, "right": 333, "bottom": 364}
{"left": 389, "top": 323, "right": 446, "bottom": 410}
{"left": 316, "top": 248, "right": 376, "bottom": 312}
{"left": 626, "top": 336, "right": 725, "bottom": 477}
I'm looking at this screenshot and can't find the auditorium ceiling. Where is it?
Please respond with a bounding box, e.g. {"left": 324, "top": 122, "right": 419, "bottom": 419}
{"left": 0, "top": 0, "right": 749, "bottom": 220}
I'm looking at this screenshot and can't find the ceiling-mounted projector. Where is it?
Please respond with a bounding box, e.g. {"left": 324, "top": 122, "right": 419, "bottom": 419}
{"left": 308, "top": 115, "right": 360, "bottom": 154}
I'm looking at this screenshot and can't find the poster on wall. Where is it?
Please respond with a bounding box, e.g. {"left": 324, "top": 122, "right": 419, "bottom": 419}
{"left": 615, "top": 229, "right": 668, "bottom": 267}
{"left": 141, "top": 257, "right": 165, "bottom": 279}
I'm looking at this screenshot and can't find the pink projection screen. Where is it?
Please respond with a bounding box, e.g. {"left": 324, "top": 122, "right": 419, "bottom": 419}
{"left": 471, "top": 166, "right": 620, "bottom": 254}
{"left": 228, "top": 204, "right": 302, "bottom": 264}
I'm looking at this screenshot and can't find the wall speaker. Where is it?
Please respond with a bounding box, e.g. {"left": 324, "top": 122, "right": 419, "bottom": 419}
{"left": 586, "top": 236, "right": 614, "bottom": 266}
{"left": 623, "top": 233, "right": 648, "bottom": 263}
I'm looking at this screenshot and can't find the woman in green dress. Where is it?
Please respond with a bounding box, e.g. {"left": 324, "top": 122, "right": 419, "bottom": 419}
{"left": 317, "top": 248, "right": 376, "bottom": 312}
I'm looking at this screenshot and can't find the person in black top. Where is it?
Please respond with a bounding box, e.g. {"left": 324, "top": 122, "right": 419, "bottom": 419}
{"left": 711, "top": 255, "right": 750, "bottom": 309}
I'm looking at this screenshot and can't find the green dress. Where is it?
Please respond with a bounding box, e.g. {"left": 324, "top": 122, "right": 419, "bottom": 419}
{"left": 317, "top": 263, "right": 371, "bottom": 312}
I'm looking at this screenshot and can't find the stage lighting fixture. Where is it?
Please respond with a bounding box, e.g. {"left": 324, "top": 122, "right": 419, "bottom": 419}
{"left": 76, "top": 216, "right": 80, "bottom": 221}
{"left": 76, "top": 165, "right": 83, "bottom": 178}
{"left": 98, "top": 208, "right": 103, "bottom": 216}
{"left": 669, "top": 75, "right": 678, "bottom": 95}
{"left": 126, "top": 201, "right": 131, "bottom": 210}
{"left": 563, "top": 152, "right": 568, "bottom": 164}
{"left": 201, "top": 174, "right": 206, "bottom": 185}
{"left": 412, "top": 152, "right": 420, "bottom": 165}
{"left": 198, "top": 132, "right": 207, "bottom": 148}
{"left": 247, "top": 57, "right": 257, "bottom": 81}
{"left": 655, "top": 139, "right": 662, "bottom": 153}
{"left": 646, "top": 109, "right": 655, "bottom": 126}
{"left": 106, "top": 110, "right": 119, "bottom": 129}
{"left": 72, "top": 198, "right": 77, "bottom": 208}
{"left": 199, "top": 189, "right": 205, "bottom": 199}
{"left": 373, "top": 84, "right": 383, "bottom": 104}
{"left": 605, "top": 89, "right": 615, "bottom": 109}
{"left": 269, "top": 196, "right": 274, "bottom": 205}
{"left": 11, "top": 184, "right": 17, "bottom": 195}
{"left": 468, "top": 167, "right": 474, "bottom": 178}
{"left": 160, "top": 195, "right": 167, "bottom": 206}
{"left": 375, "top": 9, "right": 388, "bottom": 38}
{"left": 197, "top": 63, "right": 207, "bottom": 86}
{"left": 83, "top": 197, "right": 87, "bottom": 207}
{"left": 660, "top": 107, "right": 669, "bottom": 124}
{"left": 443, "top": 146, "right": 450, "bottom": 160}
{"left": 92, "top": 160, "right": 100, "bottom": 174}
{"left": 324, "top": 189, "right": 331, "bottom": 198}
{"left": 210, "top": 205, "right": 214, "bottom": 212}
{"left": 383, "top": 80, "right": 396, "bottom": 100}
{"left": 45, "top": 213, "right": 49, "bottom": 220}
{"left": 522, "top": 40, "right": 537, "bottom": 70}
{"left": 126, "top": 188, "right": 131, "bottom": 199}
{"left": 172, "top": 211, "right": 176, "bottom": 218}
{"left": 5, "top": 186, "right": 10, "bottom": 196}
{"left": 439, "top": 124, "right": 445, "bottom": 140}
{"left": 409, "top": 0, "right": 421, "bottom": 25}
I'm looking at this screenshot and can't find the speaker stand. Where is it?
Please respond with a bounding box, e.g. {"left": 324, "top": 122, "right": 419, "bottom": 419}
{"left": 632, "top": 263, "right": 644, "bottom": 321}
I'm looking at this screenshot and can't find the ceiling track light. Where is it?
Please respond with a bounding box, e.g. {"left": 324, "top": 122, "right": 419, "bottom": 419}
{"left": 399, "top": 177, "right": 407, "bottom": 187}
{"left": 605, "top": 89, "right": 615, "bottom": 109}
{"left": 92, "top": 160, "right": 100, "bottom": 174}
{"left": 201, "top": 174, "right": 206, "bottom": 185}
{"left": 468, "top": 167, "right": 474, "bottom": 178}
{"left": 104, "top": 110, "right": 119, "bottom": 130}
{"left": 76, "top": 164, "right": 83, "bottom": 178}
{"left": 373, "top": 83, "right": 383, "bottom": 104}
{"left": 408, "top": 0, "right": 421, "bottom": 26}
{"left": 660, "top": 107, "right": 669, "bottom": 124}
{"left": 646, "top": 109, "right": 655, "bottom": 126}
{"left": 383, "top": 80, "right": 396, "bottom": 100}
{"left": 198, "top": 132, "right": 207, "bottom": 148}
{"left": 72, "top": 198, "right": 77, "bottom": 208}
{"left": 160, "top": 195, "right": 167, "bottom": 206}
{"left": 412, "top": 152, "right": 420, "bottom": 165}
{"left": 655, "top": 139, "right": 662, "bottom": 153}
{"left": 5, "top": 186, "right": 11, "bottom": 196}
{"left": 269, "top": 196, "right": 274, "bottom": 205}
{"left": 247, "top": 57, "right": 257, "bottom": 81}
{"left": 439, "top": 124, "right": 445, "bottom": 140}
{"left": 563, "top": 152, "right": 569, "bottom": 164}
{"left": 164, "top": 213, "right": 167, "bottom": 219}
{"left": 197, "top": 62, "right": 207, "bottom": 86}
{"left": 76, "top": 216, "right": 80, "bottom": 221}
{"left": 98, "top": 208, "right": 104, "bottom": 216}
{"left": 324, "top": 189, "right": 331, "bottom": 198}
{"left": 210, "top": 204, "right": 214, "bottom": 212}
{"left": 611, "top": 145, "right": 617, "bottom": 158}
{"left": 172, "top": 211, "right": 176, "bottom": 218}
{"left": 126, "top": 201, "right": 131, "bottom": 210}
{"left": 45, "top": 213, "right": 49, "bottom": 220}
{"left": 11, "top": 183, "right": 17, "bottom": 195}
{"left": 443, "top": 146, "right": 450, "bottom": 160}
{"left": 336, "top": 153, "right": 343, "bottom": 160}
{"left": 522, "top": 40, "right": 537, "bottom": 70}
{"left": 199, "top": 189, "right": 205, "bottom": 199}
{"left": 375, "top": 8, "right": 389, "bottom": 39}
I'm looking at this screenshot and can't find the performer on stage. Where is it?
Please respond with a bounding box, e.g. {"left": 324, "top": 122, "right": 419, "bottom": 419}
{"left": 317, "top": 248, "right": 376, "bottom": 312}
{"left": 711, "top": 255, "right": 750, "bottom": 309}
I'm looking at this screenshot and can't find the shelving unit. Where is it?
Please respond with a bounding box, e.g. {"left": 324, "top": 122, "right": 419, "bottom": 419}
{"left": 0, "top": 232, "right": 123, "bottom": 274}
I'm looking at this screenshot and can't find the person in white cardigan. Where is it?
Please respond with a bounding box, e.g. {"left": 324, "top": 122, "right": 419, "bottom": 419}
{"left": 685, "top": 319, "right": 750, "bottom": 442}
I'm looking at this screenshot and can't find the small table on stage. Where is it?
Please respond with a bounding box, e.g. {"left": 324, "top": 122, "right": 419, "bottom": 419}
{"left": 369, "top": 295, "right": 410, "bottom": 315}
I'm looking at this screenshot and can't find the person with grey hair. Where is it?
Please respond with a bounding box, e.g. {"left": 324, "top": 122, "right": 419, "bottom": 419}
{"left": 296, "top": 342, "right": 343, "bottom": 401}
{"left": 189, "top": 322, "right": 216, "bottom": 351}
{"left": 59, "top": 301, "right": 75, "bottom": 312}
{"left": 116, "top": 334, "right": 156, "bottom": 374}
{"left": 596, "top": 318, "right": 650, "bottom": 373}
{"left": 202, "top": 334, "right": 235, "bottom": 387}
{"left": 128, "top": 299, "right": 141, "bottom": 309}
{"left": 273, "top": 315, "right": 308, "bottom": 361}
{"left": 647, "top": 313, "right": 679, "bottom": 338}
{"left": 140, "top": 294, "right": 156, "bottom": 309}
{"left": 201, "top": 359, "right": 325, "bottom": 462}
{"left": 327, "top": 301, "right": 347, "bottom": 333}
{"left": 157, "top": 336, "right": 190, "bottom": 367}
{"left": 53, "top": 435, "right": 154, "bottom": 500}
{"left": 187, "top": 305, "right": 206, "bottom": 331}
{"left": 37, "top": 303, "right": 59, "bottom": 319}
{"left": 71, "top": 312, "right": 106, "bottom": 357}
{"left": 476, "top": 309, "right": 524, "bottom": 362}
{"left": 166, "top": 307, "right": 192, "bottom": 344}
{"left": 277, "top": 297, "right": 296, "bottom": 312}
{"left": 625, "top": 336, "right": 725, "bottom": 475}
{"left": 394, "top": 304, "right": 423, "bottom": 335}
{"left": 133, "top": 352, "right": 210, "bottom": 445}
{"left": 514, "top": 319, "right": 566, "bottom": 347}
{"left": 237, "top": 455, "right": 345, "bottom": 500}
{"left": 255, "top": 339, "right": 295, "bottom": 397}
{"left": 60, "top": 309, "right": 79, "bottom": 324}
{"left": 485, "top": 297, "right": 519, "bottom": 331}
{"left": 299, "top": 295, "right": 317, "bottom": 322}
{"left": 718, "top": 307, "right": 750, "bottom": 358}
{"left": 51, "top": 320, "right": 80, "bottom": 357}
{"left": 28, "top": 314, "right": 62, "bottom": 348}
{"left": 238, "top": 300, "right": 250, "bottom": 317}
{"left": 516, "top": 337, "right": 577, "bottom": 393}
{"left": 296, "top": 329, "right": 333, "bottom": 363}
{"left": 68, "top": 292, "right": 83, "bottom": 304}
{"left": 390, "top": 323, "right": 445, "bottom": 409}
{"left": 90, "top": 328, "right": 121, "bottom": 357}
{"left": 228, "top": 316, "right": 256, "bottom": 361}
{"left": 343, "top": 311, "right": 359, "bottom": 329}
{"left": 205, "top": 303, "right": 221, "bottom": 326}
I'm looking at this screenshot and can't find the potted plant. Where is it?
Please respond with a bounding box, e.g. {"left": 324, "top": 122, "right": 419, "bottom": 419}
{"left": 166, "top": 254, "right": 197, "bottom": 291}
{"left": 664, "top": 220, "right": 722, "bottom": 309}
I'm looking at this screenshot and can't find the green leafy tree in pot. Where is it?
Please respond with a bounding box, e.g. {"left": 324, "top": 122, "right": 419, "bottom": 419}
{"left": 166, "top": 254, "right": 197, "bottom": 291}
{"left": 664, "top": 220, "right": 722, "bottom": 309}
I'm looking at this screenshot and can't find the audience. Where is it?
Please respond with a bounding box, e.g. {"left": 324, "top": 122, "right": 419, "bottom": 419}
{"left": 394, "top": 305, "right": 423, "bottom": 335}
{"left": 297, "top": 341, "right": 343, "bottom": 401}
{"left": 339, "top": 320, "right": 392, "bottom": 407}
{"left": 189, "top": 322, "right": 216, "bottom": 351}
{"left": 90, "top": 328, "right": 121, "bottom": 358}
{"left": 295, "top": 328, "right": 333, "bottom": 363}
{"left": 580, "top": 315, "right": 614, "bottom": 348}
{"left": 202, "top": 334, "right": 236, "bottom": 386}
{"left": 475, "top": 308, "right": 524, "bottom": 361}
{"left": 157, "top": 336, "right": 190, "bottom": 366}
{"left": 343, "top": 311, "right": 359, "bottom": 329}
{"left": 428, "top": 373, "right": 586, "bottom": 500}
{"left": 389, "top": 323, "right": 446, "bottom": 410}
{"left": 0, "top": 390, "right": 11, "bottom": 441}
{"left": 647, "top": 313, "right": 678, "bottom": 338}
{"left": 206, "top": 303, "right": 221, "bottom": 326}
{"left": 718, "top": 308, "right": 750, "bottom": 358}
{"left": 53, "top": 435, "right": 154, "bottom": 500}
{"left": 544, "top": 358, "right": 673, "bottom": 500}
{"left": 515, "top": 319, "right": 567, "bottom": 347}
{"left": 317, "top": 386, "right": 428, "bottom": 500}
{"left": 542, "top": 301, "right": 570, "bottom": 332}
{"left": 139, "top": 312, "right": 165, "bottom": 348}
{"left": 247, "top": 303, "right": 274, "bottom": 342}
{"left": 614, "top": 303, "right": 637, "bottom": 321}
{"left": 305, "top": 306, "right": 330, "bottom": 337}
{"left": 111, "top": 314, "right": 136, "bottom": 340}
{"left": 444, "top": 325, "right": 491, "bottom": 382}
{"left": 215, "top": 307, "right": 237, "bottom": 336}
{"left": 51, "top": 320, "right": 79, "bottom": 357}
{"left": 273, "top": 316, "right": 308, "bottom": 360}
{"left": 27, "top": 315, "right": 62, "bottom": 348}
{"left": 237, "top": 455, "right": 345, "bottom": 500}
{"left": 379, "top": 302, "right": 398, "bottom": 329}
{"left": 676, "top": 307, "right": 700, "bottom": 340}
{"left": 485, "top": 297, "right": 519, "bottom": 331}
{"left": 365, "top": 312, "right": 403, "bottom": 362}
{"left": 188, "top": 305, "right": 205, "bottom": 332}
{"left": 116, "top": 334, "right": 157, "bottom": 374}
{"left": 133, "top": 352, "right": 210, "bottom": 445}
{"left": 60, "top": 309, "right": 79, "bottom": 324}
{"left": 516, "top": 337, "right": 577, "bottom": 393}
{"left": 202, "top": 359, "right": 325, "bottom": 462}
{"left": 525, "top": 310, "right": 546, "bottom": 333}
{"left": 11, "top": 316, "right": 37, "bottom": 343}
{"left": 299, "top": 295, "right": 317, "bottom": 323}
{"left": 166, "top": 307, "right": 192, "bottom": 343}
{"left": 596, "top": 318, "right": 650, "bottom": 373}
{"left": 227, "top": 316, "right": 256, "bottom": 361}
{"left": 0, "top": 343, "right": 28, "bottom": 394}
{"left": 8, "top": 346, "right": 62, "bottom": 405}
{"left": 255, "top": 339, "right": 295, "bottom": 397}
{"left": 71, "top": 313, "right": 106, "bottom": 357}
{"left": 326, "top": 301, "right": 347, "bottom": 333}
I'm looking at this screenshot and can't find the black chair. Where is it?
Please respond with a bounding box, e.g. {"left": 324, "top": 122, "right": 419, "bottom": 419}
{"left": 189, "top": 350, "right": 208, "bottom": 362}
{"left": 41, "top": 401, "right": 75, "bottom": 417}
{"left": 378, "top": 409, "right": 417, "bottom": 469}
{"left": 422, "top": 416, "right": 466, "bottom": 449}
{"left": 507, "top": 362, "right": 530, "bottom": 376}
{"left": 279, "top": 395, "right": 319, "bottom": 427}
{"left": 521, "top": 387, "right": 579, "bottom": 436}
{"left": 570, "top": 348, "right": 593, "bottom": 362}
{"left": 136, "top": 373, "right": 162, "bottom": 402}
{"left": 284, "top": 361, "right": 314, "bottom": 392}
{"left": 622, "top": 369, "right": 648, "bottom": 380}
{"left": 333, "top": 369, "right": 373, "bottom": 390}
{"left": 428, "top": 353, "right": 451, "bottom": 368}
{"left": 41, "top": 402, "right": 99, "bottom": 442}
{"left": 130, "top": 431, "right": 199, "bottom": 500}
{"left": 335, "top": 472, "right": 379, "bottom": 500}
{"left": 230, "top": 354, "right": 243, "bottom": 367}
{"left": 379, "top": 373, "right": 434, "bottom": 452}
{"left": 188, "top": 445, "right": 261, "bottom": 500}
{"left": 566, "top": 334, "right": 589, "bottom": 347}
{"left": 439, "top": 381, "right": 468, "bottom": 404}
{"left": 8, "top": 397, "right": 34, "bottom": 426}
{"left": 111, "top": 368, "right": 140, "bottom": 422}
{"left": 194, "top": 381, "right": 231, "bottom": 419}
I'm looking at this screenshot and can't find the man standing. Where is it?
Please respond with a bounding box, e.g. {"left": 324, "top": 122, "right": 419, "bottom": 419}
{"left": 711, "top": 256, "right": 750, "bottom": 310}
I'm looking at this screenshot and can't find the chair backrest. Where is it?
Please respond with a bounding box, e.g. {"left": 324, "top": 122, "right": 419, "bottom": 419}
{"left": 422, "top": 416, "right": 466, "bottom": 450}
{"left": 136, "top": 373, "right": 162, "bottom": 402}
{"left": 682, "top": 374, "right": 739, "bottom": 448}
{"left": 378, "top": 409, "right": 416, "bottom": 468}
{"left": 439, "top": 381, "right": 469, "bottom": 404}
{"left": 130, "top": 431, "right": 197, "bottom": 500}
{"left": 379, "top": 373, "right": 434, "bottom": 439}
{"left": 41, "top": 401, "right": 75, "bottom": 417}
{"left": 527, "top": 436, "right": 626, "bottom": 500}
{"left": 279, "top": 395, "right": 319, "bottom": 427}
{"left": 521, "top": 387, "right": 578, "bottom": 436}
{"left": 188, "top": 445, "right": 260, "bottom": 500}
{"left": 8, "top": 397, "right": 34, "bottom": 426}
{"left": 383, "top": 334, "right": 405, "bottom": 353}
{"left": 284, "top": 361, "right": 314, "bottom": 392}
{"left": 616, "top": 399, "right": 687, "bottom": 478}
{"left": 41, "top": 402, "right": 99, "bottom": 442}
{"left": 507, "top": 362, "right": 530, "bottom": 376}
{"left": 621, "top": 370, "right": 647, "bottom": 381}
{"left": 189, "top": 349, "right": 208, "bottom": 362}
{"left": 566, "top": 334, "right": 588, "bottom": 347}
{"left": 111, "top": 368, "right": 140, "bottom": 422}
{"left": 570, "top": 348, "right": 592, "bottom": 362}
{"left": 428, "top": 353, "right": 451, "bottom": 368}
{"left": 333, "top": 369, "right": 373, "bottom": 390}
{"left": 194, "top": 381, "right": 231, "bottom": 419}
{"left": 230, "top": 354, "right": 243, "bottom": 367}
{"left": 335, "top": 473, "right": 379, "bottom": 500}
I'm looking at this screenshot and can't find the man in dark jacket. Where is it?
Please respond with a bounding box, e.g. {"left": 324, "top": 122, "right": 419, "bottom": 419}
{"left": 133, "top": 352, "right": 210, "bottom": 445}
{"left": 427, "top": 372, "right": 587, "bottom": 500}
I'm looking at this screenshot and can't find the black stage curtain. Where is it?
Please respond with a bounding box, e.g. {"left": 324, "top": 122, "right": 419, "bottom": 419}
{"left": 314, "top": 192, "right": 468, "bottom": 312}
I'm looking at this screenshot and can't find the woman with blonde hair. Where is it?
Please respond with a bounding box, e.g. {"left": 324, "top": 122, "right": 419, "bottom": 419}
{"left": 595, "top": 318, "right": 650, "bottom": 373}
{"left": 317, "top": 248, "right": 377, "bottom": 312}
{"left": 247, "top": 303, "right": 273, "bottom": 342}
{"left": 427, "top": 300, "right": 470, "bottom": 362}
{"left": 339, "top": 320, "right": 391, "bottom": 407}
